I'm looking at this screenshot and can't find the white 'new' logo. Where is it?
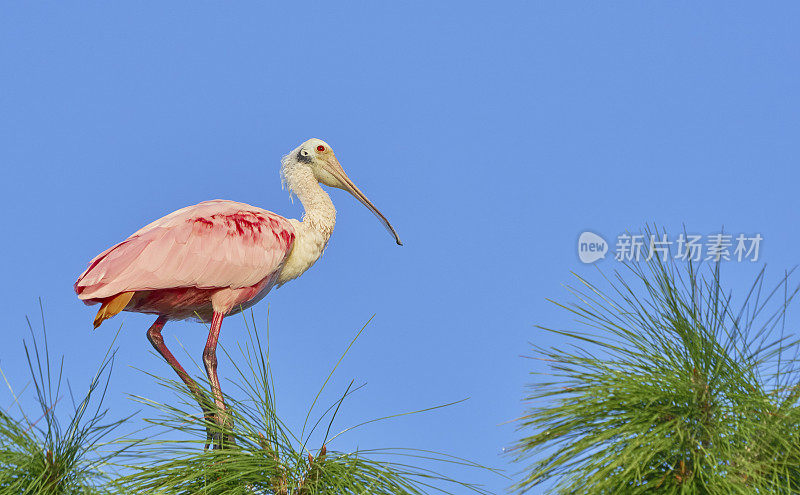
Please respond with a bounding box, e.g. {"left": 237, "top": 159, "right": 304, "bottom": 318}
{"left": 578, "top": 232, "right": 608, "bottom": 264}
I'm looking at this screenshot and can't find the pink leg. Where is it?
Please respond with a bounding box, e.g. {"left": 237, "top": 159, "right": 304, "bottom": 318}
{"left": 146, "top": 316, "right": 215, "bottom": 446}
{"left": 203, "top": 311, "right": 227, "bottom": 426}
{"left": 146, "top": 316, "right": 206, "bottom": 400}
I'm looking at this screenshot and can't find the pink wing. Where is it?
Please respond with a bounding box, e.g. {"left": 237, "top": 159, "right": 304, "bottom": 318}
{"left": 75, "top": 200, "right": 295, "bottom": 302}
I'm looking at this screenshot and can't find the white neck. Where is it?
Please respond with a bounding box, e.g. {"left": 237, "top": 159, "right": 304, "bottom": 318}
{"left": 277, "top": 164, "right": 336, "bottom": 285}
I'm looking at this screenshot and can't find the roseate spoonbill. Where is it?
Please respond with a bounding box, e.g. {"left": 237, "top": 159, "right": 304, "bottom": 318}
{"left": 74, "top": 138, "right": 401, "bottom": 446}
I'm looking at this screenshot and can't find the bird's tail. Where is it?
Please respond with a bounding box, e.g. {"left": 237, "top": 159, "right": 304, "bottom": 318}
{"left": 93, "top": 291, "right": 135, "bottom": 329}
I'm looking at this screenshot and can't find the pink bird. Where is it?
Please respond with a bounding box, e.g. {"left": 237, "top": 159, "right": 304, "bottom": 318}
{"left": 75, "top": 138, "right": 401, "bottom": 446}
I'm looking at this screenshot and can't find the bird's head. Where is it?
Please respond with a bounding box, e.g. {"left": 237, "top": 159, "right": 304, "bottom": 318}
{"left": 282, "top": 138, "right": 402, "bottom": 245}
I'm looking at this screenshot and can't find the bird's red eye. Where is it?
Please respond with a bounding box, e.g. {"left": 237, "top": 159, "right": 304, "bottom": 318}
{"left": 316, "top": 145, "right": 326, "bottom": 152}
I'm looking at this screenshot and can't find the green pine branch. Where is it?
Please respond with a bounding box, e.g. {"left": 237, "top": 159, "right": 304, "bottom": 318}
{"left": 0, "top": 306, "right": 498, "bottom": 494}
{"left": 514, "top": 227, "right": 800, "bottom": 494}
{"left": 114, "top": 311, "right": 499, "bottom": 494}
{"left": 0, "top": 300, "right": 132, "bottom": 495}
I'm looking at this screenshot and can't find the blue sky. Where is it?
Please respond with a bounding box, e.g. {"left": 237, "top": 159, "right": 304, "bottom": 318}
{"left": 1, "top": 2, "right": 798, "bottom": 492}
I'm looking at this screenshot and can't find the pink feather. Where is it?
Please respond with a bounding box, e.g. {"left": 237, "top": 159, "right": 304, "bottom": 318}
{"left": 75, "top": 200, "right": 295, "bottom": 320}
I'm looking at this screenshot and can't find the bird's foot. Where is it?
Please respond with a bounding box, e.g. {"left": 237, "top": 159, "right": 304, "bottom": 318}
{"left": 204, "top": 414, "right": 236, "bottom": 450}
{"left": 207, "top": 431, "right": 237, "bottom": 450}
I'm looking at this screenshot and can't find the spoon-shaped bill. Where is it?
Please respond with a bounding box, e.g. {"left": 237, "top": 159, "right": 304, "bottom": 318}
{"left": 322, "top": 157, "right": 402, "bottom": 246}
